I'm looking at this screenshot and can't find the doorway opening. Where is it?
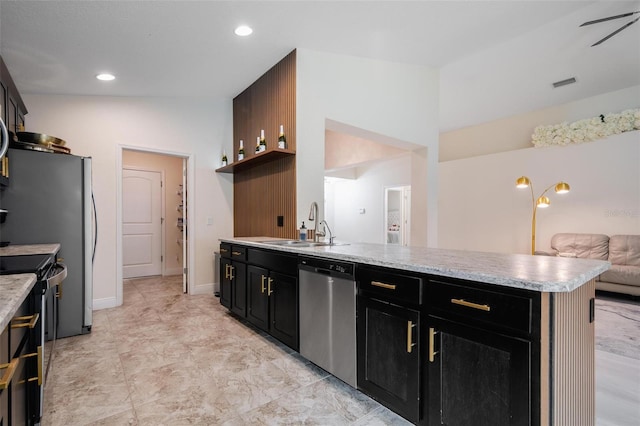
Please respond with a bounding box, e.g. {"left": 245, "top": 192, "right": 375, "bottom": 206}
{"left": 384, "top": 186, "right": 411, "bottom": 246}
{"left": 117, "top": 146, "right": 192, "bottom": 306}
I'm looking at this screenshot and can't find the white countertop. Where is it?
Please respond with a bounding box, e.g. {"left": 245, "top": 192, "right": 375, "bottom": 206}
{"left": 220, "top": 237, "right": 610, "bottom": 293}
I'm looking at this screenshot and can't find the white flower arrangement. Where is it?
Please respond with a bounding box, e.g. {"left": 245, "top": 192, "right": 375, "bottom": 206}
{"left": 531, "top": 108, "right": 640, "bottom": 148}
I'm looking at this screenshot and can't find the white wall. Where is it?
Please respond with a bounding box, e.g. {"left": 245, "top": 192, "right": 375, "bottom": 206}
{"left": 325, "top": 155, "right": 412, "bottom": 244}
{"left": 440, "top": 85, "right": 640, "bottom": 161}
{"left": 23, "top": 94, "right": 233, "bottom": 307}
{"left": 296, "top": 49, "right": 440, "bottom": 247}
{"left": 439, "top": 131, "right": 640, "bottom": 254}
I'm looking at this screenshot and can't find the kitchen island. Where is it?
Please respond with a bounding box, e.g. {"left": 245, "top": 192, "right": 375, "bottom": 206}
{"left": 220, "top": 237, "right": 609, "bottom": 426}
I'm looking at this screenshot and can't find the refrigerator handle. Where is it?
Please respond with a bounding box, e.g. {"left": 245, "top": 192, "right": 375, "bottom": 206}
{"left": 92, "top": 192, "right": 97, "bottom": 262}
{"left": 0, "top": 117, "right": 8, "bottom": 160}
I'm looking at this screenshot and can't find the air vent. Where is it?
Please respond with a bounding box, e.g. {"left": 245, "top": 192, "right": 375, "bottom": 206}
{"left": 553, "top": 77, "right": 577, "bottom": 88}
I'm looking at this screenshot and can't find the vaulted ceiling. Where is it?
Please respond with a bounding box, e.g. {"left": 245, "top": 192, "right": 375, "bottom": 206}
{"left": 1, "top": 1, "right": 638, "bottom": 131}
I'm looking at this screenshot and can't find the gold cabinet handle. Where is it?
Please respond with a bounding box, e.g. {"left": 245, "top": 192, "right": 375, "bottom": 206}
{"left": 451, "top": 298, "right": 491, "bottom": 312}
{"left": 21, "top": 346, "right": 43, "bottom": 386}
{"left": 56, "top": 282, "right": 63, "bottom": 299}
{"left": 268, "top": 277, "right": 274, "bottom": 296}
{"left": 224, "top": 263, "right": 230, "bottom": 279}
{"left": 0, "top": 358, "right": 19, "bottom": 390}
{"left": 429, "top": 327, "right": 439, "bottom": 362}
{"left": 261, "top": 275, "right": 266, "bottom": 293}
{"left": 229, "top": 265, "right": 235, "bottom": 281}
{"left": 232, "top": 251, "right": 242, "bottom": 256}
{"left": 220, "top": 248, "right": 229, "bottom": 254}
{"left": 11, "top": 313, "right": 40, "bottom": 329}
{"left": 371, "top": 281, "right": 396, "bottom": 290}
{"left": 407, "top": 321, "right": 416, "bottom": 353}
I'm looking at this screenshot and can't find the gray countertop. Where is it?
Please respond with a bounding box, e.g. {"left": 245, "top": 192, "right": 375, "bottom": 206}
{"left": 0, "top": 244, "right": 61, "bottom": 331}
{"left": 0, "top": 274, "right": 37, "bottom": 331}
{"left": 0, "top": 243, "right": 61, "bottom": 256}
{"left": 220, "top": 237, "right": 610, "bottom": 293}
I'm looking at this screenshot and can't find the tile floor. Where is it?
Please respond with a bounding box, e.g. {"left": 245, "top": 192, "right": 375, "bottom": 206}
{"left": 42, "top": 276, "right": 639, "bottom": 425}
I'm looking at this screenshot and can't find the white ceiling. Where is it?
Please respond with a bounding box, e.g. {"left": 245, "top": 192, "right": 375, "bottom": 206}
{"left": 1, "top": 1, "right": 638, "bottom": 131}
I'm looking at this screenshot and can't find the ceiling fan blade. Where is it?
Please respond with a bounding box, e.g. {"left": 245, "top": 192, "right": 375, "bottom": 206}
{"left": 591, "top": 16, "right": 640, "bottom": 46}
{"left": 580, "top": 11, "right": 639, "bottom": 26}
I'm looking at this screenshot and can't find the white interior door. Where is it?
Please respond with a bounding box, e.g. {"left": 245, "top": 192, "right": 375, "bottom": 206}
{"left": 123, "top": 169, "right": 162, "bottom": 278}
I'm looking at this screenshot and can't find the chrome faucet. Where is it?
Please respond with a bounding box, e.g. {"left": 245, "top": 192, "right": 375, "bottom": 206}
{"left": 308, "top": 201, "right": 324, "bottom": 242}
{"left": 320, "top": 220, "right": 335, "bottom": 245}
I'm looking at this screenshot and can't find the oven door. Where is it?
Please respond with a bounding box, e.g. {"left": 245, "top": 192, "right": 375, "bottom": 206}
{"left": 37, "top": 263, "right": 67, "bottom": 420}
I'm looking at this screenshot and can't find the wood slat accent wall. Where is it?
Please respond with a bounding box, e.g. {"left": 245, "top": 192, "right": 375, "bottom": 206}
{"left": 232, "top": 50, "right": 297, "bottom": 238}
{"left": 550, "top": 279, "right": 596, "bottom": 425}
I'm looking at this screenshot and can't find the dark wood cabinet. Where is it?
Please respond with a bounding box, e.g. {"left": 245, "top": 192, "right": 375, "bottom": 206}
{"left": 246, "top": 264, "right": 270, "bottom": 330}
{"left": 268, "top": 270, "right": 298, "bottom": 348}
{"left": 247, "top": 264, "right": 299, "bottom": 350}
{"left": 219, "top": 256, "right": 232, "bottom": 309}
{"left": 220, "top": 244, "right": 299, "bottom": 350}
{"left": 356, "top": 265, "right": 425, "bottom": 424}
{"left": 357, "top": 297, "right": 421, "bottom": 423}
{"left": 1, "top": 55, "right": 28, "bottom": 187}
{"left": 425, "top": 316, "right": 531, "bottom": 426}
{"left": 424, "top": 277, "right": 539, "bottom": 426}
{"left": 219, "top": 244, "right": 248, "bottom": 317}
{"left": 0, "top": 283, "right": 42, "bottom": 425}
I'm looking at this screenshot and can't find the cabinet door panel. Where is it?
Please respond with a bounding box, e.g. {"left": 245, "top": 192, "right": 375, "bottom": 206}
{"left": 246, "top": 265, "right": 269, "bottom": 331}
{"left": 427, "top": 316, "right": 531, "bottom": 426}
{"left": 269, "top": 271, "right": 298, "bottom": 350}
{"left": 219, "top": 258, "right": 232, "bottom": 309}
{"left": 230, "top": 262, "right": 247, "bottom": 317}
{"left": 357, "top": 297, "right": 420, "bottom": 423}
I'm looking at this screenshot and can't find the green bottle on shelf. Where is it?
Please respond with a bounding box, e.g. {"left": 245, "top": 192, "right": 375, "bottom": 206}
{"left": 238, "top": 140, "right": 245, "bottom": 161}
{"left": 278, "top": 124, "right": 287, "bottom": 149}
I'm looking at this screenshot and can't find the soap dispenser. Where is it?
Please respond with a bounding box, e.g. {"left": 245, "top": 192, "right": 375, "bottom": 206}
{"left": 299, "top": 221, "right": 307, "bottom": 241}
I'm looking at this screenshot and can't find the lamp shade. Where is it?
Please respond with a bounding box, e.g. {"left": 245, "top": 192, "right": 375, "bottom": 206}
{"left": 516, "top": 176, "right": 531, "bottom": 188}
{"left": 555, "top": 182, "right": 570, "bottom": 194}
{"left": 536, "top": 196, "right": 550, "bottom": 208}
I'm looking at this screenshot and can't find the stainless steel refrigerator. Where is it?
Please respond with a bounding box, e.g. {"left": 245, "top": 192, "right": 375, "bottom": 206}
{"left": 1, "top": 147, "right": 94, "bottom": 338}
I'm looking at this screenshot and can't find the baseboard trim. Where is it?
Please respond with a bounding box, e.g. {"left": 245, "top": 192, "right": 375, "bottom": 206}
{"left": 191, "top": 282, "right": 214, "bottom": 295}
{"left": 93, "top": 297, "right": 119, "bottom": 310}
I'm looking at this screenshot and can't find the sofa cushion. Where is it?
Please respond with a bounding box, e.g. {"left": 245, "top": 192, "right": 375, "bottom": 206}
{"left": 608, "top": 235, "right": 640, "bottom": 267}
{"left": 600, "top": 265, "right": 640, "bottom": 287}
{"left": 550, "top": 233, "right": 609, "bottom": 261}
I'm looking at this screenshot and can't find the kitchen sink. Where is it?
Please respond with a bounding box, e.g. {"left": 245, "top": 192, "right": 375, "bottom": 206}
{"left": 259, "top": 240, "right": 348, "bottom": 248}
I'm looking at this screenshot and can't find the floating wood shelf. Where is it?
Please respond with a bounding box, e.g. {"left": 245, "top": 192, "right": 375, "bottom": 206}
{"left": 215, "top": 148, "right": 295, "bottom": 174}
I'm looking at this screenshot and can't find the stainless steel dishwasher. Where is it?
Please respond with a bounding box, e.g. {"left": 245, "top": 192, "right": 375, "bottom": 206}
{"left": 299, "top": 256, "right": 357, "bottom": 387}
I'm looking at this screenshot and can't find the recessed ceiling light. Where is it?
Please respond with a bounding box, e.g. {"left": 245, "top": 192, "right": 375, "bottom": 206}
{"left": 96, "top": 73, "right": 115, "bottom": 81}
{"left": 234, "top": 25, "right": 253, "bottom": 36}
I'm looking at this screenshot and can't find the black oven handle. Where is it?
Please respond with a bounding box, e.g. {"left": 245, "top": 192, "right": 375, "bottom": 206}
{"left": 47, "top": 263, "right": 67, "bottom": 288}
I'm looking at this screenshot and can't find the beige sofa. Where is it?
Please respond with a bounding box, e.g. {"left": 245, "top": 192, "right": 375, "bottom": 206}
{"left": 548, "top": 233, "right": 640, "bottom": 296}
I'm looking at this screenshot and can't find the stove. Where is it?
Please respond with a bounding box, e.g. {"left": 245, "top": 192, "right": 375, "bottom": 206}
{"left": 0, "top": 252, "right": 63, "bottom": 424}
{"left": 0, "top": 253, "right": 55, "bottom": 277}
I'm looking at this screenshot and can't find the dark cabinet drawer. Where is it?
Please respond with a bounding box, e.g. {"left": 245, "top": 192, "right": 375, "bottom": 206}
{"left": 247, "top": 248, "right": 297, "bottom": 276}
{"left": 219, "top": 243, "right": 231, "bottom": 258}
{"left": 427, "top": 278, "right": 534, "bottom": 335}
{"left": 231, "top": 246, "right": 247, "bottom": 261}
{"left": 220, "top": 244, "right": 247, "bottom": 261}
{"left": 357, "top": 265, "right": 424, "bottom": 306}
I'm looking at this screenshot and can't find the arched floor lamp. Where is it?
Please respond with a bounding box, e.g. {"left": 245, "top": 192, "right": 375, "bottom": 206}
{"left": 516, "top": 176, "right": 570, "bottom": 255}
